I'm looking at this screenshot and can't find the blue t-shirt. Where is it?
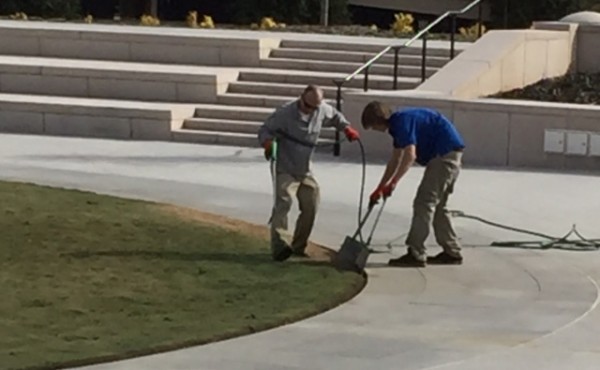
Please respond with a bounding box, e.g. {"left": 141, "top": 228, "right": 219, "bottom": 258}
{"left": 388, "top": 108, "right": 465, "bottom": 166}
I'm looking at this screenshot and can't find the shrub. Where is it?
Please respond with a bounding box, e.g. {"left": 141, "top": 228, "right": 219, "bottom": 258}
{"left": 390, "top": 12, "right": 414, "bottom": 34}
{"left": 0, "top": 0, "right": 81, "bottom": 19}
{"left": 228, "top": 0, "right": 350, "bottom": 25}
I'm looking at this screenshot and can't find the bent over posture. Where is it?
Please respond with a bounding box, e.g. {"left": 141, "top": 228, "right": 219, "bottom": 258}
{"left": 258, "top": 85, "right": 360, "bottom": 262}
{"left": 361, "top": 101, "right": 465, "bottom": 267}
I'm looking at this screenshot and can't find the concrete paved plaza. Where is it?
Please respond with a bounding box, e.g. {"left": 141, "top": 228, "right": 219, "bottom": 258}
{"left": 1, "top": 133, "right": 599, "bottom": 370}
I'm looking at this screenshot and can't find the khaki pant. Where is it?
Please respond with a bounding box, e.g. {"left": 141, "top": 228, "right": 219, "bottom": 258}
{"left": 270, "top": 172, "right": 320, "bottom": 256}
{"left": 405, "top": 151, "right": 462, "bottom": 261}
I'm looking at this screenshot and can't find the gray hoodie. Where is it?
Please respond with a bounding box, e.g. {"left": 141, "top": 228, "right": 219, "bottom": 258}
{"left": 258, "top": 99, "right": 350, "bottom": 178}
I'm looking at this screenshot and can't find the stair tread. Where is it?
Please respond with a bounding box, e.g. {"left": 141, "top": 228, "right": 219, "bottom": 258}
{"left": 273, "top": 47, "right": 451, "bottom": 60}
{"left": 228, "top": 81, "right": 362, "bottom": 91}
{"left": 193, "top": 103, "right": 274, "bottom": 112}
{"left": 186, "top": 117, "right": 262, "bottom": 125}
{"left": 262, "top": 57, "right": 434, "bottom": 69}
{"left": 219, "top": 92, "right": 336, "bottom": 102}
{"left": 186, "top": 116, "right": 337, "bottom": 128}
{"left": 174, "top": 129, "right": 335, "bottom": 141}
{"left": 174, "top": 129, "right": 257, "bottom": 137}
{"left": 239, "top": 67, "right": 420, "bottom": 82}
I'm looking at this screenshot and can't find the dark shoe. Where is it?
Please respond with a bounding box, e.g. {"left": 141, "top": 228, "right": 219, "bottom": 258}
{"left": 273, "top": 247, "right": 293, "bottom": 262}
{"left": 388, "top": 252, "right": 426, "bottom": 268}
{"left": 427, "top": 252, "right": 463, "bottom": 265}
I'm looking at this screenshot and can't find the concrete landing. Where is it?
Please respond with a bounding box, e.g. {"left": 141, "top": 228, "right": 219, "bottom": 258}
{"left": 0, "top": 133, "right": 599, "bottom": 370}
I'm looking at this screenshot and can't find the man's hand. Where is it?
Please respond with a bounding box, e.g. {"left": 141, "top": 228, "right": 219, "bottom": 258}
{"left": 263, "top": 139, "right": 274, "bottom": 161}
{"left": 344, "top": 126, "right": 360, "bottom": 142}
{"left": 369, "top": 185, "right": 385, "bottom": 208}
{"left": 382, "top": 180, "right": 397, "bottom": 198}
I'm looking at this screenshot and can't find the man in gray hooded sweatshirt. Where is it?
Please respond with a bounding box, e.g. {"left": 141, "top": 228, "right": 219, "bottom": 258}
{"left": 258, "top": 85, "right": 360, "bottom": 261}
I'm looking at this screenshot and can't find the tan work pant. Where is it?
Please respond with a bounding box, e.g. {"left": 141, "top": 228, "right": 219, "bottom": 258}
{"left": 405, "top": 151, "right": 463, "bottom": 261}
{"left": 270, "top": 172, "right": 320, "bottom": 256}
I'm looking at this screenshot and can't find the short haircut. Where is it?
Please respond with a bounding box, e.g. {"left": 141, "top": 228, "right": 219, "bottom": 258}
{"left": 303, "top": 84, "right": 322, "bottom": 94}
{"left": 361, "top": 101, "right": 391, "bottom": 129}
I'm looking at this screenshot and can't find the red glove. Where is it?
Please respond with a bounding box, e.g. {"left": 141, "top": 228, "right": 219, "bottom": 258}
{"left": 263, "top": 139, "right": 273, "bottom": 161}
{"left": 369, "top": 185, "right": 385, "bottom": 208}
{"left": 382, "top": 180, "right": 398, "bottom": 198}
{"left": 344, "top": 126, "right": 360, "bottom": 142}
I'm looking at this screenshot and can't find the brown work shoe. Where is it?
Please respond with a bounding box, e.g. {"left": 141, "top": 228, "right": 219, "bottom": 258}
{"left": 388, "top": 252, "right": 426, "bottom": 268}
{"left": 427, "top": 252, "right": 463, "bottom": 265}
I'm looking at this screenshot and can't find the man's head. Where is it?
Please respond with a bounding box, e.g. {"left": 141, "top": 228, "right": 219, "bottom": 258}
{"left": 361, "top": 101, "right": 391, "bottom": 132}
{"left": 299, "top": 85, "right": 324, "bottom": 114}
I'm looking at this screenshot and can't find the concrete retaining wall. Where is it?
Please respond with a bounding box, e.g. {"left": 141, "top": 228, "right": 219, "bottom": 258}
{"left": 577, "top": 24, "right": 600, "bottom": 73}
{"left": 341, "top": 91, "right": 600, "bottom": 172}
{"left": 418, "top": 24, "right": 578, "bottom": 99}
{"left": 0, "top": 20, "right": 280, "bottom": 67}
{"left": 0, "top": 94, "right": 195, "bottom": 140}
{"left": 0, "top": 56, "right": 239, "bottom": 103}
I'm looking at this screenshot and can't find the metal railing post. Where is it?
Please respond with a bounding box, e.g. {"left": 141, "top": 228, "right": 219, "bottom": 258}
{"left": 363, "top": 67, "right": 370, "bottom": 91}
{"left": 477, "top": 0, "right": 483, "bottom": 37}
{"left": 334, "top": 82, "right": 342, "bottom": 156}
{"left": 450, "top": 14, "right": 456, "bottom": 60}
{"left": 504, "top": 0, "right": 509, "bottom": 29}
{"left": 393, "top": 47, "right": 400, "bottom": 90}
{"left": 420, "top": 21, "right": 428, "bottom": 83}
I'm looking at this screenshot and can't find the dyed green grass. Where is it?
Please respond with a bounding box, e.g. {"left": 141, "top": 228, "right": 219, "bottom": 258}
{"left": 0, "top": 181, "right": 365, "bottom": 370}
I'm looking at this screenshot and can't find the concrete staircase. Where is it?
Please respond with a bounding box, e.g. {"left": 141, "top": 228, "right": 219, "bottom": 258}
{"left": 174, "top": 39, "right": 458, "bottom": 146}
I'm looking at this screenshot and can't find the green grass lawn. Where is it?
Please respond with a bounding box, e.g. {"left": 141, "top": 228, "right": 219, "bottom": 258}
{"left": 0, "top": 181, "right": 365, "bottom": 370}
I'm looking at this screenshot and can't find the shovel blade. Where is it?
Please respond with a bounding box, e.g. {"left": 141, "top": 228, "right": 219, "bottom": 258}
{"left": 333, "top": 236, "right": 370, "bottom": 273}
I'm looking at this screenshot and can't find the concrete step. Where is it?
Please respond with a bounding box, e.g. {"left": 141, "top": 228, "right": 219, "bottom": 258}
{"left": 193, "top": 104, "right": 272, "bottom": 121}
{"left": 217, "top": 93, "right": 336, "bottom": 109}
{"left": 227, "top": 81, "right": 355, "bottom": 99}
{"left": 238, "top": 70, "right": 419, "bottom": 90}
{"left": 270, "top": 47, "right": 449, "bottom": 68}
{"left": 183, "top": 117, "right": 337, "bottom": 139}
{"left": 173, "top": 129, "right": 336, "bottom": 148}
{"left": 279, "top": 39, "right": 459, "bottom": 57}
{"left": 260, "top": 58, "right": 438, "bottom": 79}
{"left": 172, "top": 129, "right": 260, "bottom": 147}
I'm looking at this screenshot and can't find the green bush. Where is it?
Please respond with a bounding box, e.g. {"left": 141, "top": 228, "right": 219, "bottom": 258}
{"left": 489, "top": 0, "right": 600, "bottom": 28}
{"left": 0, "top": 0, "right": 81, "bottom": 19}
{"left": 228, "top": 0, "right": 350, "bottom": 25}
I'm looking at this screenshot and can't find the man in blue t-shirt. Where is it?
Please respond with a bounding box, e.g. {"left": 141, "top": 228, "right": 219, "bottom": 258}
{"left": 361, "top": 101, "right": 465, "bottom": 267}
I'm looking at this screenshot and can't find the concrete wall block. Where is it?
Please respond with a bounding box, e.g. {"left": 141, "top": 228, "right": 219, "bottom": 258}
{"left": 88, "top": 79, "right": 177, "bottom": 102}
{"left": 508, "top": 113, "right": 567, "bottom": 167}
{"left": 0, "top": 74, "right": 88, "bottom": 97}
{"left": 130, "top": 43, "right": 220, "bottom": 66}
{"left": 418, "top": 60, "right": 489, "bottom": 97}
{"left": 546, "top": 38, "right": 572, "bottom": 77}
{"left": 477, "top": 63, "right": 503, "bottom": 97}
{"left": 453, "top": 109, "right": 509, "bottom": 166}
{"left": 577, "top": 27, "right": 600, "bottom": 73}
{"left": 523, "top": 40, "right": 549, "bottom": 86}
{"left": 176, "top": 83, "right": 217, "bottom": 103}
{"left": 44, "top": 113, "right": 131, "bottom": 139}
{"left": 0, "top": 34, "right": 39, "bottom": 55}
{"left": 0, "top": 111, "right": 44, "bottom": 134}
{"left": 40, "top": 39, "right": 130, "bottom": 61}
{"left": 131, "top": 119, "right": 171, "bottom": 140}
{"left": 500, "top": 44, "right": 525, "bottom": 92}
{"left": 219, "top": 48, "right": 260, "bottom": 67}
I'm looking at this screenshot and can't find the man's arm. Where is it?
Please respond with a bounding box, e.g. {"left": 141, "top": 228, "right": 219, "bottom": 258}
{"left": 258, "top": 107, "right": 284, "bottom": 145}
{"left": 377, "top": 145, "right": 417, "bottom": 187}
{"left": 322, "top": 104, "right": 350, "bottom": 131}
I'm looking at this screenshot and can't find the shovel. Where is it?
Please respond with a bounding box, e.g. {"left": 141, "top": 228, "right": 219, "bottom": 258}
{"left": 333, "top": 199, "right": 387, "bottom": 273}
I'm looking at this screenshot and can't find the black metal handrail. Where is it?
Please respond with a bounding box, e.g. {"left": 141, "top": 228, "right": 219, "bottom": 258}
{"left": 332, "top": 0, "right": 493, "bottom": 156}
